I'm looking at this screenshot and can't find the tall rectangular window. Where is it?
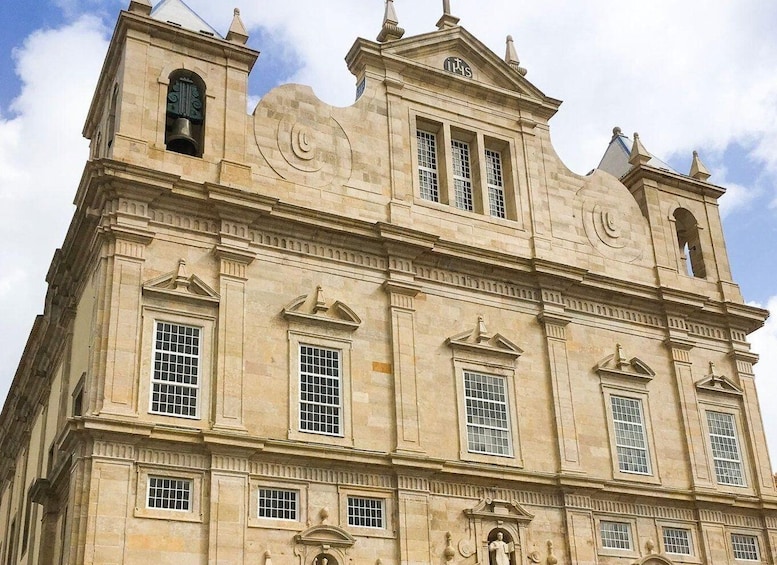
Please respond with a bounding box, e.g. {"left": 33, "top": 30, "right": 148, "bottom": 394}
{"left": 151, "top": 322, "right": 200, "bottom": 418}
{"left": 706, "top": 411, "right": 745, "bottom": 486}
{"left": 463, "top": 371, "right": 511, "bottom": 456}
{"left": 611, "top": 396, "right": 650, "bottom": 474}
{"left": 147, "top": 476, "right": 191, "bottom": 511}
{"left": 451, "top": 140, "right": 473, "bottom": 211}
{"left": 731, "top": 534, "right": 759, "bottom": 561}
{"left": 258, "top": 488, "right": 298, "bottom": 520}
{"left": 663, "top": 527, "right": 692, "bottom": 555}
{"left": 600, "top": 521, "right": 632, "bottom": 550}
{"left": 347, "top": 496, "right": 384, "bottom": 528}
{"left": 417, "top": 130, "right": 439, "bottom": 202}
{"left": 299, "top": 345, "right": 341, "bottom": 436}
{"left": 485, "top": 149, "right": 506, "bottom": 218}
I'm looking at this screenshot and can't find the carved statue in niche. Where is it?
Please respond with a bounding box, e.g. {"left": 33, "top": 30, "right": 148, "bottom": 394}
{"left": 488, "top": 530, "right": 516, "bottom": 565}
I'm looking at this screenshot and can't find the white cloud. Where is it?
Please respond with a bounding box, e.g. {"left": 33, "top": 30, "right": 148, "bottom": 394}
{"left": 0, "top": 16, "right": 108, "bottom": 399}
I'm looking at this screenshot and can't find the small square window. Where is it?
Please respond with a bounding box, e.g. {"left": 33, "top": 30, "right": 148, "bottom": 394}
{"left": 258, "top": 488, "right": 297, "bottom": 520}
{"left": 663, "top": 527, "right": 692, "bottom": 555}
{"left": 147, "top": 476, "right": 191, "bottom": 511}
{"left": 600, "top": 521, "right": 632, "bottom": 550}
{"left": 347, "top": 496, "right": 384, "bottom": 529}
{"left": 731, "top": 533, "right": 759, "bottom": 561}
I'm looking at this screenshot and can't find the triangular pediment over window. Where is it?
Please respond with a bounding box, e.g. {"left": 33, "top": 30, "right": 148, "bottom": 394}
{"left": 143, "top": 259, "right": 219, "bottom": 304}
{"left": 695, "top": 364, "right": 743, "bottom": 396}
{"left": 464, "top": 498, "right": 534, "bottom": 525}
{"left": 596, "top": 344, "right": 655, "bottom": 382}
{"left": 346, "top": 27, "right": 560, "bottom": 120}
{"left": 294, "top": 524, "right": 356, "bottom": 548}
{"left": 282, "top": 286, "right": 361, "bottom": 331}
{"left": 446, "top": 316, "right": 522, "bottom": 359}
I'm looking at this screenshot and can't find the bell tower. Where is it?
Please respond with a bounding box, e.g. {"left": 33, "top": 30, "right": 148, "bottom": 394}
{"left": 82, "top": 0, "right": 258, "bottom": 182}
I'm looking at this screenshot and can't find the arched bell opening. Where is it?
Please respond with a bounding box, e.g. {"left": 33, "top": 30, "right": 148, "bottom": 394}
{"left": 165, "top": 70, "right": 206, "bottom": 157}
{"left": 487, "top": 528, "right": 517, "bottom": 565}
{"left": 673, "top": 208, "right": 706, "bottom": 279}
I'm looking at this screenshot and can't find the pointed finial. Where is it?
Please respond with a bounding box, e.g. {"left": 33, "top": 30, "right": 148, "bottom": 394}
{"left": 377, "top": 0, "right": 405, "bottom": 42}
{"left": 476, "top": 315, "right": 491, "bottom": 344}
{"left": 313, "top": 285, "right": 328, "bottom": 314}
{"left": 616, "top": 343, "right": 628, "bottom": 368}
{"left": 226, "top": 7, "right": 249, "bottom": 44}
{"left": 128, "top": 0, "right": 152, "bottom": 16}
{"left": 689, "top": 150, "right": 711, "bottom": 181}
{"left": 437, "top": 0, "right": 460, "bottom": 29}
{"left": 628, "top": 132, "right": 651, "bottom": 166}
{"left": 173, "top": 259, "right": 190, "bottom": 290}
{"left": 505, "top": 35, "right": 527, "bottom": 76}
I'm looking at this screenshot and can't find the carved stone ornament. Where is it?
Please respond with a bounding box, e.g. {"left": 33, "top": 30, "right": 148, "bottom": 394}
{"left": 282, "top": 286, "right": 362, "bottom": 331}
{"left": 293, "top": 524, "right": 355, "bottom": 565}
{"left": 596, "top": 344, "right": 655, "bottom": 382}
{"left": 463, "top": 498, "right": 534, "bottom": 565}
{"left": 694, "top": 362, "right": 743, "bottom": 396}
{"left": 446, "top": 316, "right": 523, "bottom": 359}
{"left": 142, "top": 259, "right": 220, "bottom": 304}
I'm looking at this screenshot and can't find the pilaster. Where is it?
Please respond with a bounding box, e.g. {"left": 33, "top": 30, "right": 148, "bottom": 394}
{"left": 538, "top": 286, "right": 581, "bottom": 474}
{"left": 212, "top": 222, "right": 255, "bottom": 432}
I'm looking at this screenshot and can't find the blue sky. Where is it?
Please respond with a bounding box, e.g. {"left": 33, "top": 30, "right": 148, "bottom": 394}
{"left": 1, "top": 0, "right": 776, "bottom": 466}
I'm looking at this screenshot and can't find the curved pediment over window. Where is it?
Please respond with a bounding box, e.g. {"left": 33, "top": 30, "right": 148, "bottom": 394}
{"left": 596, "top": 344, "right": 654, "bottom": 382}
{"left": 446, "top": 316, "right": 523, "bottom": 359}
{"left": 143, "top": 259, "right": 219, "bottom": 304}
{"left": 282, "top": 286, "right": 361, "bottom": 331}
{"left": 632, "top": 555, "right": 676, "bottom": 565}
{"left": 695, "top": 362, "right": 743, "bottom": 396}
{"left": 294, "top": 524, "right": 356, "bottom": 548}
{"left": 464, "top": 498, "right": 534, "bottom": 525}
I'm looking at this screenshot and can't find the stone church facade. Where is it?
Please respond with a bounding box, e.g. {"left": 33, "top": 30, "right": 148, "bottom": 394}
{"left": 1, "top": 1, "right": 775, "bottom": 564}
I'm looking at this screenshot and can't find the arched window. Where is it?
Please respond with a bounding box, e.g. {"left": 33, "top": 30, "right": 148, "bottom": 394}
{"left": 106, "top": 85, "right": 118, "bottom": 149}
{"left": 673, "top": 208, "right": 706, "bottom": 278}
{"left": 165, "top": 71, "right": 206, "bottom": 157}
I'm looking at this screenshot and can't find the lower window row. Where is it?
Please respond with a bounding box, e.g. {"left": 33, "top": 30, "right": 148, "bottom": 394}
{"left": 147, "top": 476, "right": 385, "bottom": 529}
{"left": 600, "top": 519, "right": 761, "bottom": 561}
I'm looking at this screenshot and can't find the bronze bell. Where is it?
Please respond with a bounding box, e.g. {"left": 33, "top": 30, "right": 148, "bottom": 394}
{"left": 167, "top": 117, "right": 198, "bottom": 156}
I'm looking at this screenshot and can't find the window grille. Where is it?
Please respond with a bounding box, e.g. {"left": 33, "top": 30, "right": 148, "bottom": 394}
{"left": 451, "top": 140, "right": 473, "bottom": 211}
{"left": 707, "top": 411, "right": 744, "bottom": 486}
{"left": 417, "top": 130, "right": 439, "bottom": 202}
{"left": 464, "top": 372, "right": 511, "bottom": 456}
{"left": 299, "top": 345, "right": 341, "bottom": 436}
{"left": 347, "top": 496, "right": 384, "bottom": 528}
{"left": 258, "top": 488, "right": 297, "bottom": 520}
{"left": 611, "top": 396, "right": 650, "bottom": 474}
{"left": 485, "top": 149, "right": 506, "bottom": 218}
{"left": 663, "top": 527, "right": 692, "bottom": 555}
{"left": 151, "top": 322, "right": 200, "bottom": 418}
{"left": 731, "top": 533, "right": 759, "bottom": 561}
{"left": 147, "top": 476, "right": 191, "bottom": 511}
{"left": 600, "top": 521, "right": 632, "bottom": 550}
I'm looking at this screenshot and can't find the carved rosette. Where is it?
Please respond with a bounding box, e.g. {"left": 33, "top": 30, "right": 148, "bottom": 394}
{"left": 577, "top": 178, "right": 647, "bottom": 263}
{"left": 254, "top": 85, "right": 353, "bottom": 188}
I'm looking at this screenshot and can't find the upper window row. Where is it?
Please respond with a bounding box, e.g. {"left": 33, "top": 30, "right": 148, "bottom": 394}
{"left": 416, "top": 121, "right": 514, "bottom": 220}
{"left": 147, "top": 321, "right": 748, "bottom": 488}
